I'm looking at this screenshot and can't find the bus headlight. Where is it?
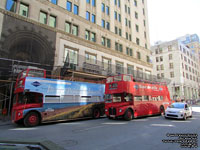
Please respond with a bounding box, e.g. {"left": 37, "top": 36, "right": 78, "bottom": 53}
{"left": 18, "top": 112, "right": 21, "bottom": 116}
{"left": 105, "top": 109, "right": 108, "bottom": 112}
{"left": 119, "top": 109, "right": 122, "bottom": 113}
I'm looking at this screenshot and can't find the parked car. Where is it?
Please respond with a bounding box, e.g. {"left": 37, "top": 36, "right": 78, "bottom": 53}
{"left": 164, "top": 102, "right": 192, "bottom": 120}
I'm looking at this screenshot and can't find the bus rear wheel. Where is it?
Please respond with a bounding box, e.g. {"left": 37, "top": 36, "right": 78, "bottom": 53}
{"left": 24, "top": 112, "right": 40, "bottom": 127}
{"left": 124, "top": 109, "right": 133, "bottom": 121}
{"left": 93, "top": 108, "right": 100, "bottom": 119}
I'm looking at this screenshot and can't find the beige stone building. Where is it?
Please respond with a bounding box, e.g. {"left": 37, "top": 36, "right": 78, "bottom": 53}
{"left": 0, "top": 0, "right": 152, "bottom": 81}
{"left": 151, "top": 39, "right": 200, "bottom": 101}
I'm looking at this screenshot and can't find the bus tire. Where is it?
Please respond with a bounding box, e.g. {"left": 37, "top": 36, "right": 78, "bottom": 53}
{"left": 23, "top": 112, "right": 40, "bottom": 127}
{"left": 124, "top": 109, "right": 133, "bottom": 121}
{"left": 93, "top": 108, "right": 100, "bottom": 119}
{"left": 160, "top": 106, "right": 165, "bottom": 116}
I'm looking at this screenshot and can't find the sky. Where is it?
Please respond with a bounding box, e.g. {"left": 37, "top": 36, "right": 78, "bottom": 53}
{"left": 147, "top": 0, "right": 200, "bottom": 45}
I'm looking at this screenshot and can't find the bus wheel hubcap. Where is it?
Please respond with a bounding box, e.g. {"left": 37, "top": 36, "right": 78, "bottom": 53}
{"left": 29, "top": 115, "right": 37, "bottom": 124}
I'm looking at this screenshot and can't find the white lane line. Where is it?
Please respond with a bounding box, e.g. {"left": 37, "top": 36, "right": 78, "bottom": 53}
{"left": 102, "top": 122, "right": 128, "bottom": 125}
{"left": 171, "top": 121, "right": 191, "bottom": 123}
{"left": 73, "top": 125, "right": 108, "bottom": 132}
{"left": 9, "top": 128, "right": 38, "bottom": 131}
{"left": 150, "top": 124, "right": 174, "bottom": 127}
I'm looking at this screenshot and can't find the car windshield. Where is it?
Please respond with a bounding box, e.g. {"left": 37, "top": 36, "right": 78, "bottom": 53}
{"left": 169, "top": 103, "right": 185, "bottom": 109}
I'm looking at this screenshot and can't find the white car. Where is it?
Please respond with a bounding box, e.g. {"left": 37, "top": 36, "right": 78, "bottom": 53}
{"left": 165, "top": 102, "right": 192, "bottom": 120}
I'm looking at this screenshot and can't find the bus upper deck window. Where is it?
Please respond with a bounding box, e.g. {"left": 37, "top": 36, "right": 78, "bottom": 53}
{"left": 106, "top": 77, "right": 113, "bottom": 83}
{"left": 123, "top": 75, "right": 132, "bottom": 81}
{"left": 28, "top": 69, "right": 44, "bottom": 77}
{"left": 114, "top": 75, "right": 122, "bottom": 82}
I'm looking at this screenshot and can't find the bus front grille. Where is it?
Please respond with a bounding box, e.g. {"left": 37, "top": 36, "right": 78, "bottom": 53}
{"left": 109, "top": 108, "right": 116, "bottom": 115}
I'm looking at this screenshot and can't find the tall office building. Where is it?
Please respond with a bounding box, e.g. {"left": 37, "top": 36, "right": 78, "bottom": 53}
{"left": 0, "top": 0, "right": 152, "bottom": 112}
{"left": 151, "top": 39, "right": 200, "bottom": 101}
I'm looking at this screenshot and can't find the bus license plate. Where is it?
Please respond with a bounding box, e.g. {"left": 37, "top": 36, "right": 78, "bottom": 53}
{"left": 110, "top": 115, "right": 115, "bottom": 118}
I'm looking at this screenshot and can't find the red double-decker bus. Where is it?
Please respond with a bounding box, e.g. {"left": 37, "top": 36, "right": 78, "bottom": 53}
{"left": 104, "top": 74, "right": 171, "bottom": 120}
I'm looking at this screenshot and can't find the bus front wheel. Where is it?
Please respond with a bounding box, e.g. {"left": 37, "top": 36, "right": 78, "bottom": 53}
{"left": 24, "top": 112, "right": 40, "bottom": 127}
{"left": 124, "top": 109, "right": 133, "bottom": 121}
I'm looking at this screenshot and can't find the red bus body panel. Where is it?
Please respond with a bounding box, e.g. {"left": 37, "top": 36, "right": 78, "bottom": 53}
{"left": 105, "top": 75, "right": 171, "bottom": 118}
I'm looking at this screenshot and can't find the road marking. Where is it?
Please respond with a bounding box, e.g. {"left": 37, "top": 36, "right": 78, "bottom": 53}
{"left": 150, "top": 124, "right": 174, "bottom": 127}
{"left": 171, "top": 121, "right": 191, "bottom": 123}
{"left": 102, "top": 122, "right": 128, "bottom": 125}
{"left": 132, "top": 119, "right": 149, "bottom": 122}
{"left": 73, "top": 125, "right": 108, "bottom": 132}
{"left": 9, "top": 128, "right": 38, "bottom": 131}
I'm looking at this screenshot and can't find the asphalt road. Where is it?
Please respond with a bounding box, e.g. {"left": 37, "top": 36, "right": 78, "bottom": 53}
{"left": 0, "top": 107, "right": 200, "bottom": 150}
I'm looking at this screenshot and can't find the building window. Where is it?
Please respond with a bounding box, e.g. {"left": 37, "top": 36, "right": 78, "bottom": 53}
{"left": 6, "top": 0, "right": 17, "bottom": 12}
{"left": 67, "top": 1, "right": 72, "bottom": 12}
{"left": 146, "top": 56, "right": 150, "bottom": 63}
{"left": 127, "top": 65, "right": 134, "bottom": 75}
{"left": 160, "top": 56, "right": 163, "bottom": 61}
{"left": 125, "top": 5, "right": 127, "bottom": 13}
{"left": 129, "top": 21, "right": 131, "bottom": 28}
{"left": 143, "top": 8, "right": 145, "bottom": 16}
{"left": 114, "top": 0, "right": 117, "bottom": 5}
{"left": 136, "top": 24, "right": 139, "bottom": 32}
{"left": 118, "top": 0, "right": 121, "bottom": 7}
{"left": 129, "top": 34, "right": 132, "bottom": 41}
{"left": 125, "top": 18, "right": 128, "bottom": 26}
{"left": 169, "top": 63, "right": 173, "bottom": 69}
{"left": 85, "top": 30, "right": 95, "bottom": 42}
{"left": 128, "top": 7, "right": 130, "bottom": 14}
{"left": 85, "top": 30, "right": 90, "bottom": 40}
{"left": 126, "top": 47, "right": 133, "bottom": 56}
{"left": 92, "top": 0, "right": 96, "bottom": 6}
{"left": 134, "top": 0, "right": 137, "bottom": 6}
{"left": 136, "top": 38, "right": 140, "bottom": 45}
{"left": 39, "top": 11, "right": 47, "bottom": 24}
{"left": 19, "top": 3, "right": 29, "bottom": 17}
{"left": 72, "top": 25, "right": 78, "bottom": 36}
{"left": 119, "top": 28, "right": 122, "bottom": 36}
{"left": 91, "top": 32, "right": 96, "bottom": 42}
{"left": 49, "top": 15, "right": 56, "bottom": 28}
{"left": 102, "top": 3, "right": 105, "bottom": 12}
{"left": 170, "top": 72, "right": 174, "bottom": 78}
{"left": 126, "top": 32, "right": 128, "bottom": 40}
{"left": 102, "top": 58, "right": 111, "bottom": 71}
{"left": 116, "top": 62, "right": 124, "bottom": 74}
{"left": 91, "top": 14, "right": 96, "bottom": 23}
{"left": 115, "top": 26, "right": 118, "bottom": 34}
{"left": 169, "top": 54, "right": 173, "bottom": 60}
{"left": 106, "top": 22, "right": 110, "bottom": 30}
{"left": 51, "top": 0, "right": 57, "bottom": 5}
{"left": 64, "top": 48, "right": 78, "bottom": 65}
{"left": 144, "top": 31, "right": 146, "bottom": 39}
{"left": 119, "top": 44, "right": 123, "bottom": 52}
{"left": 65, "top": 22, "right": 78, "bottom": 36}
{"left": 137, "top": 51, "right": 141, "bottom": 60}
{"left": 114, "top": 11, "right": 117, "bottom": 20}
{"left": 85, "top": 53, "right": 97, "bottom": 64}
{"left": 156, "top": 57, "right": 159, "bottom": 62}
{"left": 160, "top": 64, "right": 164, "bottom": 70}
{"left": 74, "top": 5, "right": 79, "bottom": 15}
{"left": 135, "top": 12, "right": 138, "bottom": 19}
{"left": 107, "top": 39, "right": 111, "bottom": 48}
{"left": 65, "top": 22, "right": 71, "bottom": 33}
{"left": 102, "top": 19, "right": 105, "bottom": 28}
{"left": 106, "top": 6, "right": 110, "bottom": 15}
{"left": 118, "top": 14, "right": 121, "bottom": 22}
{"left": 101, "top": 37, "right": 106, "bottom": 46}
{"left": 86, "top": 11, "right": 90, "bottom": 20}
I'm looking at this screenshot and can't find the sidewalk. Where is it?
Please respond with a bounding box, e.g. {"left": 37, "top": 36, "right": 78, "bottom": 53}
{"left": 0, "top": 115, "right": 12, "bottom": 126}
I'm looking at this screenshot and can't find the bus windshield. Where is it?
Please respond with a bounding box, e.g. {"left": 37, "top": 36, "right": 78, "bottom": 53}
{"left": 17, "top": 92, "right": 43, "bottom": 104}
{"left": 113, "top": 94, "right": 122, "bottom": 102}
